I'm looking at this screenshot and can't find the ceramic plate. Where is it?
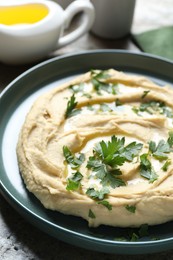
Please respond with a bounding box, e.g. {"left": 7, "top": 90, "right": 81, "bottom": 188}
{"left": 0, "top": 50, "right": 173, "bottom": 255}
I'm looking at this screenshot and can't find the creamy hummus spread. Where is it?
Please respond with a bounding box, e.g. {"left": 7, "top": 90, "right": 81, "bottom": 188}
{"left": 17, "top": 69, "right": 173, "bottom": 227}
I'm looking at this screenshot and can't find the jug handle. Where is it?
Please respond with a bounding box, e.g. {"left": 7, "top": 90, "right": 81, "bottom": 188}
{"left": 57, "top": 0, "right": 95, "bottom": 48}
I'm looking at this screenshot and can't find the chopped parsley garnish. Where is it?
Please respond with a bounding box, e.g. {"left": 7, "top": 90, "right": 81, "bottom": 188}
{"left": 82, "top": 93, "right": 92, "bottom": 99}
{"left": 87, "top": 105, "right": 94, "bottom": 111}
{"left": 86, "top": 156, "right": 124, "bottom": 190}
{"left": 149, "top": 140, "right": 170, "bottom": 160}
{"left": 99, "top": 103, "right": 113, "bottom": 112}
{"left": 91, "top": 69, "right": 110, "bottom": 81}
{"left": 86, "top": 136, "right": 143, "bottom": 189}
{"left": 63, "top": 146, "right": 84, "bottom": 190}
{"left": 88, "top": 209, "right": 96, "bottom": 219}
{"left": 132, "top": 100, "right": 173, "bottom": 119}
{"left": 101, "top": 171, "right": 126, "bottom": 188}
{"left": 130, "top": 232, "right": 139, "bottom": 242}
{"left": 69, "top": 83, "right": 85, "bottom": 93}
{"left": 138, "top": 224, "right": 149, "bottom": 237}
{"left": 65, "top": 94, "right": 81, "bottom": 118}
{"left": 115, "top": 99, "right": 123, "bottom": 106}
{"left": 66, "top": 171, "right": 83, "bottom": 191}
{"left": 149, "top": 131, "right": 173, "bottom": 160}
{"left": 120, "top": 141, "right": 144, "bottom": 161}
{"left": 114, "top": 224, "right": 149, "bottom": 242}
{"left": 128, "top": 224, "right": 149, "bottom": 242}
{"left": 161, "top": 159, "right": 171, "bottom": 171}
{"left": 132, "top": 106, "right": 140, "bottom": 115}
{"left": 139, "top": 101, "right": 165, "bottom": 114}
{"left": 69, "top": 83, "right": 92, "bottom": 99}
{"left": 63, "top": 146, "right": 85, "bottom": 169}
{"left": 94, "top": 136, "right": 143, "bottom": 164}
{"left": 141, "top": 90, "right": 150, "bottom": 99}
{"left": 125, "top": 205, "right": 136, "bottom": 213}
{"left": 86, "top": 187, "right": 109, "bottom": 200}
{"left": 168, "top": 131, "right": 173, "bottom": 147}
{"left": 97, "top": 200, "right": 112, "bottom": 211}
{"left": 140, "top": 132, "right": 173, "bottom": 180}
{"left": 162, "top": 106, "right": 173, "bottom": 119}
{"left": 140, "top": 153, "right": 158, "bottom": 183}
{"left": 91, "top": 70, "right": 118, "bottom": 95}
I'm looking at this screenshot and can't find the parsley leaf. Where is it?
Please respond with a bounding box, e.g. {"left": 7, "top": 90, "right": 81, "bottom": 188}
{"left": 150, "top": 140, "right": 170, "bottom": 160}
{"left": 86, "top": 187, "right": 109, "bottom": 200}
{"left": 65, "top": 94, "right": 81, "bottom": 118}
{"left": 162, "top": 106, "right": 173, "bottom": 119}
{"left": 132, "top": 106, "right": 139, "bottom": 115}
{"left": 115, "top": 99, "right": 123, "bottom": 106}
{"left": 128, "top": 224, "right": 149, "bottom": 241}
{"left": 82, "top": 93, "right": 92, "bottom": 99}
{"left": 87, "top": 156, "right": 124, "bottom": 188}
{"left": 130, "top": 233, "right": 139, "bottom": 242}
{"left": 114, "top": 224, "right": 149, "bottom": 242}
{"left": 95, "top": 136, "right": 143, "bottom": 165}
{"left": 88, "top": 209, "right": 96, "bottom": 219}
{"left": 69, "top": 83, "right": 85, "bottom": 93}
{"left": 91, "top": 70, "right": 118, "bottom": 95}
{"left": 101, "top": 171, "right": 126, "bottom": 188}
{"left": 86, "top": 136, "right": 143, "bottom": 189}
{"left": 149, "top": 132, "right": 173, "bottom": 160}
{"left": 63, "top": 146, "right": 85, "bottom": 169}
{"left": 70, "top": 83, "right": 92, "bottom": 99}
{"left": 161, "top": 159, "right": 171, "bottom": 171}
{"left": 99, "top": 103, "right": 113, "bottom": 112}
{"left": 86, "top": 156, "right": 107, "bottom": 179}
{"left": 87, "top": 158, "right": 125, "bottom": 188}
{"left": 97, "top": 200, "right": 112, "bottom": 211}
{"left": 132, "top": 100, "right": 173, "bottom": 119}
{"left": 140, "top": 153, "right": 158, "bottom": 183}
{"left": 86, "top": 187, "right": 112, "bottom": 211}
{"left": 125, "top": 205, "right": 136, "bottom": 213}
{"left": 66, "top": 171, "right": 83, "bottom": 191}
{"left": 141, "top": 90, "right": 150, "bottom": 99}
{"left": 148, "top": 141, "right": 157, "bottom": 153}
{"left": 138, "top": 224, "right": 149, "bottom": 237}
{"left": 121, "top": 142, "right": 143, "bottom": 161}
{"left": 168, "top": 131, "right": 173, "bottom": 147}
{"left": 139, "top": 101, "right": 165, "bottom": 115}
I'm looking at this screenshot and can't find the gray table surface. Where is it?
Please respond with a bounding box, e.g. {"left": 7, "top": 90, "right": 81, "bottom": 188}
{"left": 1, "top": 0, "right": 173, "bottom": 259}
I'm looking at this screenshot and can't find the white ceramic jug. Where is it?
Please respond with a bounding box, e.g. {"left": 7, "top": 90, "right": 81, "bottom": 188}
{"left": 0, "top": 0, "right": 95, "bottom": 64}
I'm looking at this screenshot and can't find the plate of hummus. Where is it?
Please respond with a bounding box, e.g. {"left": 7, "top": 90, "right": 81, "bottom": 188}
{"left": 0, "top": 50, "right": 173, "bottom": 254}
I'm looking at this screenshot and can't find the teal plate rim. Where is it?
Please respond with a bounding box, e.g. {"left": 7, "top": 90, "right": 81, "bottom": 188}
{"left": 0, "top": 50, "right": 173, "bottom": 255}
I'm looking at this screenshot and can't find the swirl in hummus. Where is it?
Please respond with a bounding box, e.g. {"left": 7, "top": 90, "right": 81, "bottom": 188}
{"left": 17, "top": 69, "right": 173, "bottom": 227}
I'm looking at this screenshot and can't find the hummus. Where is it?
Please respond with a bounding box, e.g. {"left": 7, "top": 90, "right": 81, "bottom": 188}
{"left": 17, "top": 69, "right": 173, "bottom": 227}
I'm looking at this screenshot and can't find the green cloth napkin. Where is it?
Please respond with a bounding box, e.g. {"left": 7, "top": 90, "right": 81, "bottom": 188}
{"left": 132, "top": 26, "right": 173, "bottom": 60}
